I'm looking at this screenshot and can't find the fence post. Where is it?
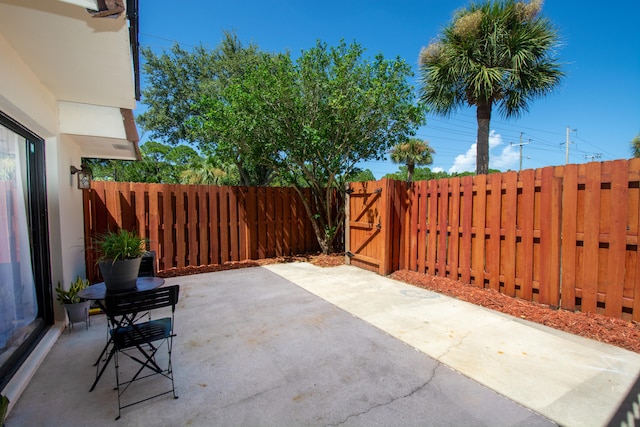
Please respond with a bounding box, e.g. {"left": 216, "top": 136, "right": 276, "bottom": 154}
{"left": 380, "top": 178, "right": 393, "bottom": 276}
{"left": 344, "top": 182, "right": 351, "bottom": 266}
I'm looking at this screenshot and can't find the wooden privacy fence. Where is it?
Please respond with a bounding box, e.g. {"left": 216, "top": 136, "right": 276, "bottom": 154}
{"left": 346, "top": 159, "right": 640, "bottom": 321}
{"left": 83, "top": 182, "right": 319, "bottom": 282}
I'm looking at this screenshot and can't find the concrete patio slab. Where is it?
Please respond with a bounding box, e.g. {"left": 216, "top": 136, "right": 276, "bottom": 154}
{"left": 5, "top": 265, "right": 554, "bottom": 426}
{"left": 264, "top": 263, "right": 640, "bottom": 427}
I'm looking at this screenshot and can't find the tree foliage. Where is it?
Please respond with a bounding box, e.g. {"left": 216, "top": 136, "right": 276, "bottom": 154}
{"left": 419, "top": 0, "right": 563, "bottom": 174}
{"left": 179, "top": 156, "right": 239, "bottom": 185}
{"left": 192, "top": 39, "right": 425, "bottom": 253}
{"left": 389, "top": 138, "right": 435, "bottom": 182}
{"left": 137, "top": 35, "right": 424, "bottom": 253}
{"left": 345, "top": 168, "right": 376, "bottom": 183}
{"left": 632, "top": 133, "right": 640, "bottom": 158}
{"left": 86, "top": 141, "right": 200, "bottom": 183}
{"left": 139, "top": 32, "right": 277, "bottom": 186}
{"left": 384, "top": 166, "right": 475, "bottom": 181}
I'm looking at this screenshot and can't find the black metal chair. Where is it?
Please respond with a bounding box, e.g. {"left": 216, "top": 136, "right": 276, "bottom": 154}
{"left": 105, "top": 285, "right": 180, "bottom": 420}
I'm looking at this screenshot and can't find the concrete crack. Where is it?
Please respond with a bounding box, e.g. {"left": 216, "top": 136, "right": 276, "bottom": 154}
{"left": 327, "top": 362, "right": 439, "bottom": 427}
{"left": 435, "top": 329, "right": 473, "bottom": 360}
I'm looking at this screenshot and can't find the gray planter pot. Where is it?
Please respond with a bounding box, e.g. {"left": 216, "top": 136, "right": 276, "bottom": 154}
{"left": 64, "top": 300, "right": 90, "bottom": 330}
{"left": 98, "top": 257, "right": 142, "bottom": 292}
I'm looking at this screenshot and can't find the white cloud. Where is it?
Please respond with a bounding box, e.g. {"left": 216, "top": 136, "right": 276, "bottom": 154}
{"left": 449, "top": 144, "right": 477, "bottom": 173}
{"left": 491, "top": 142, "right": 519, "bottom": 170}
{"left": 448, "top": 130, "right": 520, "bottom": 173}
{"left": 431, "top": 166, "right": 444, "bottom": 173}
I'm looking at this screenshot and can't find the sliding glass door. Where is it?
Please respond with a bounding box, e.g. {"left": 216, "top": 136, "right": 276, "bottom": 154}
{"left": 0, "top": 113, "right": 52, "bottom": 390}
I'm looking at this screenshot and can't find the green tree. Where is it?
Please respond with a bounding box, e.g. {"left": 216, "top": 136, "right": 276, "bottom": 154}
{"left": 86, "top": 141, "right": 199, "bottom": 183}
{"left": 632, "top": 133, "right": 640, "bottom": 158}
{"left": 137, "top": 44, "right": 218, "bottom": 145}
{"left": 283, "top": 41, "right": 425, "bottom": 253}
{"left": 345, "top": 168, "right": 376, "bottom": 183}
{"left": 139, "top": 31, "right": 276, "bottom": 185}
{"left": 384, "top": 166, "right": 447, "bottom": 181}
{"left": 179, "top": 156, "right": 239, "bottom": 185}
{"left": 195, "top": 40, "right": 425, "bottom": 253}
{"left": 389, "top": 138, "right": 435, "bottom": 182}
{"left": 418, "top": 0, "right": 563, "bottom": 175}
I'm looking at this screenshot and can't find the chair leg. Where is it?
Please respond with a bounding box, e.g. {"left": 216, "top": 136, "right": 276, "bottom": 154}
{"left": 114, "top": 350, "right": 122, "bottom": 421}
{"left": 113, "top": 336, "right": 177, "bottom": 419}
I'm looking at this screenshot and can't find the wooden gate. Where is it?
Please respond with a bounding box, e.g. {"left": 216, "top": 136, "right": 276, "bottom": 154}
{"left": 345, "top": 179, "right": 399, "bottom": 275}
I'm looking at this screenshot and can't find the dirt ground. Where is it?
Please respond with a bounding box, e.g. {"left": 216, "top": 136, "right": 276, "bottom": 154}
{"left": 158, "top": 254, "right": 640, "bottom": 354}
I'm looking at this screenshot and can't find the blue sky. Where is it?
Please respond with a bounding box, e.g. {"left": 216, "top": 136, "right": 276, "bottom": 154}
{"left": 138, "top": 1, "right": 640, "bottom": 178}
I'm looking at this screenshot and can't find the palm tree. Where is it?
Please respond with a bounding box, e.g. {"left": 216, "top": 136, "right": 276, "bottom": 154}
{"left": 179, "top": 157, "right": 228, "bottom": 185}
{"left": 419, "top": 0, "right": 563, "bottom": 175}
{"left": 632, "top": 133, "right": 640, "bottom": 158}
{"left": 390, "top": 138, "right": 435, "bottom": 182}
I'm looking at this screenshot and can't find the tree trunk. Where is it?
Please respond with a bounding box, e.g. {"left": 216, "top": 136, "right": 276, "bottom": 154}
{"left": 292, "top": 185, "right": 333, "bottom": 255}
{"left": 407, "top": 162, "right": 414, "bottom": 182}
{"left": 476, "top": 102, "right": 492, "bottom": 175}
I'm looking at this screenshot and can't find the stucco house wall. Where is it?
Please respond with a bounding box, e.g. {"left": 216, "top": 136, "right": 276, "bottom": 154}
{"left": 0, "top": 0, "right": 140, "bottom": 411}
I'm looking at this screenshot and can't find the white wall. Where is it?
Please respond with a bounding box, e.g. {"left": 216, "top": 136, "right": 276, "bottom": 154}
{"left": 45, "top": 135, "right": 88, "bottom": 321}
{"left": 0, "top": 35, "right": 57, "bottom": 138}
{"left": 0, "top": 32, "right": 87, "bottom": 321}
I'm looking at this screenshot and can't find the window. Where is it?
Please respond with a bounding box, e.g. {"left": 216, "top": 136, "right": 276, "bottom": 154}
{"left": 0, "top": 112, "right": 53, "bottom": 390}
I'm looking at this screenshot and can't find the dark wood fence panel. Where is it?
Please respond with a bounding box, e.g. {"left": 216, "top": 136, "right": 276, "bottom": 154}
{"left": 84, "top": 182, "right": 319, "bottom": 282}
{"left": 347, "top": 159, "right": 640, "bottom": 321}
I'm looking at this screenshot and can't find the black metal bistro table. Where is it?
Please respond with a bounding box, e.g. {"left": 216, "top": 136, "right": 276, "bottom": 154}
{"left": 78, "top": 277, "right": 165, "bottom": 391}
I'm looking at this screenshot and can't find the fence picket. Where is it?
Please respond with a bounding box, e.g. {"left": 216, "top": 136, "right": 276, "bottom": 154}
{"left": 472, "top": 175, "right": 487, "bottom": 287}
{"left": 449, "top": 177, "right": 461, "bottom": 281}
{"left": 502, "top": 172, "right": 518, "bottom": 297}
{"left": 437, "top": 179, "right": 449, "bottom": 277}
{"left": 417, "top": 181, "right": 428, "bottom": 274}
{"left": 518, "top": 170, "right": 535, "bottom": 300}
{"left": 560, "top": 165, "right": 578, "bottom": 310}
{"left": 229, "top": 185, "right": 240, "bottom": 261}
{"left": 460, "top": 176, "right": 473, "bottom": 283}
{"left": 188, "top": 185, "right": 198, "bottom": 266}
{"left": 426, "top": 180, "right": 438, "bottom": 276}
{"left": 175, "top": 186, "right": 187, "bottom": 268}
{"left": 605, "top": 160, "right": 628, "bottom": 317}
{"left": 581, "top": 162, "right": 601, "bottom": 313}
{"left": 487, "top": 173, "right": 502, "bottom": 290}
{"left": 162, "top": 185, "right": 174, "bottom": 271}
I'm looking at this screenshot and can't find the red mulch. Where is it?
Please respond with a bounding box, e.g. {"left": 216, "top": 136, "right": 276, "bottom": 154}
{"left": 158, "top": 254, "right": 640, "bottom": 354}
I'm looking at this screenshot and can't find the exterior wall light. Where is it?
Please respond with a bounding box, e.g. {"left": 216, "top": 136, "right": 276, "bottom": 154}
{"left": 70, "top": 165, "right": 92, "bottom": 190}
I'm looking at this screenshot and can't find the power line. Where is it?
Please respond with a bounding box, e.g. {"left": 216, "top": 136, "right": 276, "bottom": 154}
{"left": 510, "top": 132, "right": 530, "bottom": 171}
{"left": 140, "top": 32, "right": 197, "bottom": 48}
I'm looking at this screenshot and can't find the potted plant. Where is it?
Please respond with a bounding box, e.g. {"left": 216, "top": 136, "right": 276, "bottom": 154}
{"left": 0, "top": 394, "right": 8, "bottom": 427}
{"left": 55, "top": 276, "right": 90, "bottom": 329}
{"left": 96, "top": 229, "right": 146, "bottom": 292}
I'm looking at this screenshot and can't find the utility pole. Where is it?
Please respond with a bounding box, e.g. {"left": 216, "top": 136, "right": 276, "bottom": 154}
{"left": 584, "top": 153, "right": 602, "bottom": 162}
{"left": 511, "top": 132, "right": 530, "bottom": 171}
{"left": 564, "top": 126, "right": 577, "bottom": 164}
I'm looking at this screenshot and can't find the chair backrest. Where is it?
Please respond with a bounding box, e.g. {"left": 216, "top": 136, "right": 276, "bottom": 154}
{"left": 105, "top": 285, "right": 179, "bottom": 317}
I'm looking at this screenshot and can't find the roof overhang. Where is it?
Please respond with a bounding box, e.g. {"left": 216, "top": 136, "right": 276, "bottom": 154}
{"left": 59, "top": 102, "right": 140, "bottom": 160}
{"left": 0, "top": 0, "right": 141, "bottom": 160}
